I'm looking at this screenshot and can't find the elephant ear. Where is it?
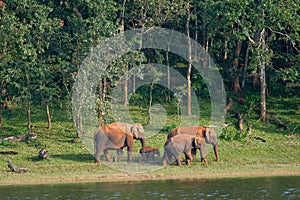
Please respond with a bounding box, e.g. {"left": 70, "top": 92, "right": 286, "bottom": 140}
{"left": 203, "top": 127, "right": 210, "bottom": 142}
{"left": 130, "top": 125, "right": 137, "bottom": 138}
{"left": 136, "top": 123, "right": 145, "bottom": 137}
{"left": 194, "top": 136, "right": 204, "bottom": 148}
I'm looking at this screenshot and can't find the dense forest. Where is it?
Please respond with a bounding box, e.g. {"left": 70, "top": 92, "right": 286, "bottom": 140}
{"left": 1, "top": 0, "right": 299, "bottom": 134}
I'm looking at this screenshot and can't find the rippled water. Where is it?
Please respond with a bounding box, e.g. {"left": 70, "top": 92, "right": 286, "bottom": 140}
{"left": 0, "top": 176, "right": 299, "bottom": 199}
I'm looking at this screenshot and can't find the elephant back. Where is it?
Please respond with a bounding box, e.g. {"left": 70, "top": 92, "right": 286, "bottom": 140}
{"left": 167, "top": 126, "right": 200, "bottom": 139}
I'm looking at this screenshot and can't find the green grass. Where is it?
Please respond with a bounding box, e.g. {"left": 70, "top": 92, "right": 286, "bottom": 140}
{"left": 0, "top": 97, "right": 299, "bottom": 185}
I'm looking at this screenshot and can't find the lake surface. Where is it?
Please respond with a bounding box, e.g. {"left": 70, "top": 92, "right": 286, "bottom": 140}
{"left": 0, "top": 176, "right": 299, "bottom": 199}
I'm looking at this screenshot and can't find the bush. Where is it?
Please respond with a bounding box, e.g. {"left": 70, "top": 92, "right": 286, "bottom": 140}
{"left": 220, "top": 125, "right": 248, "bottom": 141}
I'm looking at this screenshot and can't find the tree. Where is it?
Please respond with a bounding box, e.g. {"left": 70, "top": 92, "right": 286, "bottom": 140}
{"left": 186, "top": 2, "right": 192, "bottom": 116}
{"left": 243, "top": 0, "right": 299, "bottom": 122}
{"left": 0, "top": 0, "right": 62, "bottom": 132}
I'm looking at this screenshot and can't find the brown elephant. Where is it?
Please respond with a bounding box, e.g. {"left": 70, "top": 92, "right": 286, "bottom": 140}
{"left": 139, "top": 146, "right": 160, "bottom": 162}
{"left": 162, "top": 134, "right": 204, "bottom": 166}
{"left": 94, "top": 122, "right": 146, "bottom": 164}
{"left": 167, "top": 126, "right": 219, "bottom": 163}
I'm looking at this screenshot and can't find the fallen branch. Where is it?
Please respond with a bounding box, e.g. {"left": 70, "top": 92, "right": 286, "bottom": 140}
{"left": 7, "top": 160, "right": 28, "bottom": 173}
{"left": 0, "top": 151, "right": 18, "bottom": 155}
{"left": 253, "top": 136, "right": 266, "bottom": 142}
{"left": 0, "top": 133, "right": 37, "bottom": 143}
{"left": 236, "top": 97, "right": 246, "bottom": 105}
{"left": 268, "top": 115, "right": 287, "bottom": 129}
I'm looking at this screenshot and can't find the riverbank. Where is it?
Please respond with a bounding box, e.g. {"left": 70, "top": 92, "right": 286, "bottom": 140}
{"left": 1, "top": 131, "right": 300, "bottom": 186}
{"left": 1, "top": 161, "right": 299, "bottom": 186}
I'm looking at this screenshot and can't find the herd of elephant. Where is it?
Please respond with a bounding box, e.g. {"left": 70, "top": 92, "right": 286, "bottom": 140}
{"left": 94, "top": 122, "right": 219, "bottom": 166}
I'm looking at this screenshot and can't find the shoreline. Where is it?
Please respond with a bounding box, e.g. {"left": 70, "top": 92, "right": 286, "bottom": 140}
{"left": 1, "top": 166, "right": 300, "bottom": 186}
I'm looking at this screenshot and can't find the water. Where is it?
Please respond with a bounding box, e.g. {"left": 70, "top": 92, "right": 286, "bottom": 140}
{"left": 0, "top": 176, "right": 299, "bottom": 199}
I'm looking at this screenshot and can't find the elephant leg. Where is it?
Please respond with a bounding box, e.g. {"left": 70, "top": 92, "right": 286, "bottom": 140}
{"left": 139, "top": 152, "right": 145, "bottom": 163}
{"left": 150, "top": 152, "right": 155, "bottom": 161}
{"left": 145, "top": 152, "right": 153, "bottom": 162}
{"left": 176, "top": 156, "right": 182, "bottom": 166}
{"left": 94, "top": 145, "right": 100, "bottom": 164}
{"left": 162, "top": 152, "right": 172, "bottom": 166}
{"left": 94, "top": 151, "right": 101, "bottom": 164}
{"left": 127, "top": 149, "right": 133, "bottom": 162}
{"left": 113, "top": 149, "right": 123, "bottom": 162}
{"left": 191, "top": 148, "right": 197, "bottom": 160}
{"left": 126, "top": 137, "right": 134, "bottom": 162}
{"left": 162, "top": 154, "right": 167, "bottom": 166}
{"left": 200, "top": 144, "right": 207, "bottom": 164}
{"left": 185, "top": 151, "right": 193, "bottom": 166}
{"left": 103, "top": 149, "right": 113, "bottom": 162}
{"left": 94, "top": 143, "right": 105, "bottom": 164}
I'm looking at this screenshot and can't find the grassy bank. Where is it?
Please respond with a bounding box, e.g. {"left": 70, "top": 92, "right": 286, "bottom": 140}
{"left": 0, "top": 97, "right": 299, "bottom": 185}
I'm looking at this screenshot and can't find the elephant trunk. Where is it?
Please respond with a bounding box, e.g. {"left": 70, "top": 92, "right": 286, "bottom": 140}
{"left": 213, "top": 143, "right": 219, "bottom": 161}
{"left": 140, "top": 137, "right": 146, "bottom": 148}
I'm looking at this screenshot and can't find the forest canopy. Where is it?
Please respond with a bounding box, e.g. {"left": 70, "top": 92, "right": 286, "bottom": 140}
{"left": 1, "top": 0, "right": 299, "bottom": 128}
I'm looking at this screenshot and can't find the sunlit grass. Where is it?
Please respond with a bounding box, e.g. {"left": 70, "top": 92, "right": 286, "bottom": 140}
{"left": 0, "top": 97, "right": 299, "bottom": 185}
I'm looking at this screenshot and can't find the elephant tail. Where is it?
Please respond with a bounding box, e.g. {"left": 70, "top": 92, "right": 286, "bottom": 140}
{"left": 162, "top": 152, "right": 169, "bottom": 166}
{"left": 94, "top": 128, "right": 105, "bottom": 163}
{"left": 162, "top": 145, "right": 173, "bottom": 166}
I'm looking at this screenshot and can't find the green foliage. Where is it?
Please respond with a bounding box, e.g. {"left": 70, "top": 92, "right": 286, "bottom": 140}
{"left": 161, "top": 123, "right": 178, "bottom": 133}
{"left": 220, "top": 125, "right": 248, "bottom": 142}
{"left": 1, "top": 0, "right": 299, "bottom": 127}
{"left": 243, "top": 94, "right": 260, "bottom": 116}
{"left": 0, "top": 140, "right": 9, "bottom": 147}
{"left": 0, "top": 0, "right": 299, "bottom": 184}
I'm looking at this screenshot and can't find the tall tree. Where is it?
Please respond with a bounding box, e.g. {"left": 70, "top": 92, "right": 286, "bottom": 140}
{"left": 186, "top": 2, "right": 192, "bottom": 116}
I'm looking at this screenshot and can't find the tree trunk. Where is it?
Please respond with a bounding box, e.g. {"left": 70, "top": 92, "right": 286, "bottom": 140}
{"left": 259, "top": 28, "right": 267, "bottom": 122}
{"left": 233, "top": 77, "right": 241, "bottom": 94}
{"left": 147, "top": 84, "right": 153, "bottom": 126}
{"left": 98, "top": 77, "right": 107, "bottom": 127}
{"left": 200, "top": 28, "right": 209, "bottom": 68}
{"left": 194, "top": 6, "right": 198, "bottom": 56}
{"left": 46, "top": 105, "right": 51, "bottom": 130}
{"left": 1, "top": 80, "right": 8, "bottom": 108}
{"left": 223, "top": 97, "right": 233, "bottom": 114}
{"left": 224, "top": 39, "right": 228, "bottom": 60}
{"left": 98, "top": 79, "right": 103, "bottom": 126}
{"left": 120, "top": 4, "right": 128, "bottom": 106}
{"left": 133, "top": 73, "right": 136, "bottom": 93}
{"left": 166, "top": 43, "right": 171, "bottom": 101}
{"left": 242, "top": 43, "right": 249, "bottom": 88}
{"left": 76, "top": 110, "right": 82, "bottom": 138}
{"left": 0, "top": 111, "right": 2, "bottom": 129}
{"left": 27, "top": 103, "right": 31, "bottom": 134}
{"left": 124, "top": 63, "right": 129, "bottom": 106}
{"left": 236, "top": 113, "right": 244, "bottom": 131}
{"left": 260, "top": 60, "right": 267, "bottom": 122}
{"left": 232, "top": 40, "right": 242, "bottom": 94}
{"left": 186, "top": 2, "right": 192, "bottom": 116}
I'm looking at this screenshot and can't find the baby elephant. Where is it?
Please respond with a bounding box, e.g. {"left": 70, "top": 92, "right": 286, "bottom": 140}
{"left": 163, "top": 134, "right": 204, "bottom": 166}
{"left": 139, "top": 146, "right": 160, "bottom": 162}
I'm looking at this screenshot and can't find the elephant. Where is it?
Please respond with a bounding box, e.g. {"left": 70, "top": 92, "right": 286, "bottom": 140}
{"left": 162, "top": 134, "right": 204, "bottom": 166}
{"left": 94, "top": 122, "right": 146, "bottom": 164}
{"left": 167, "top": 126, "right": 219, "bottom": 164}
{"left": 139, "top": 146, "right": 160, "bottom": 162}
